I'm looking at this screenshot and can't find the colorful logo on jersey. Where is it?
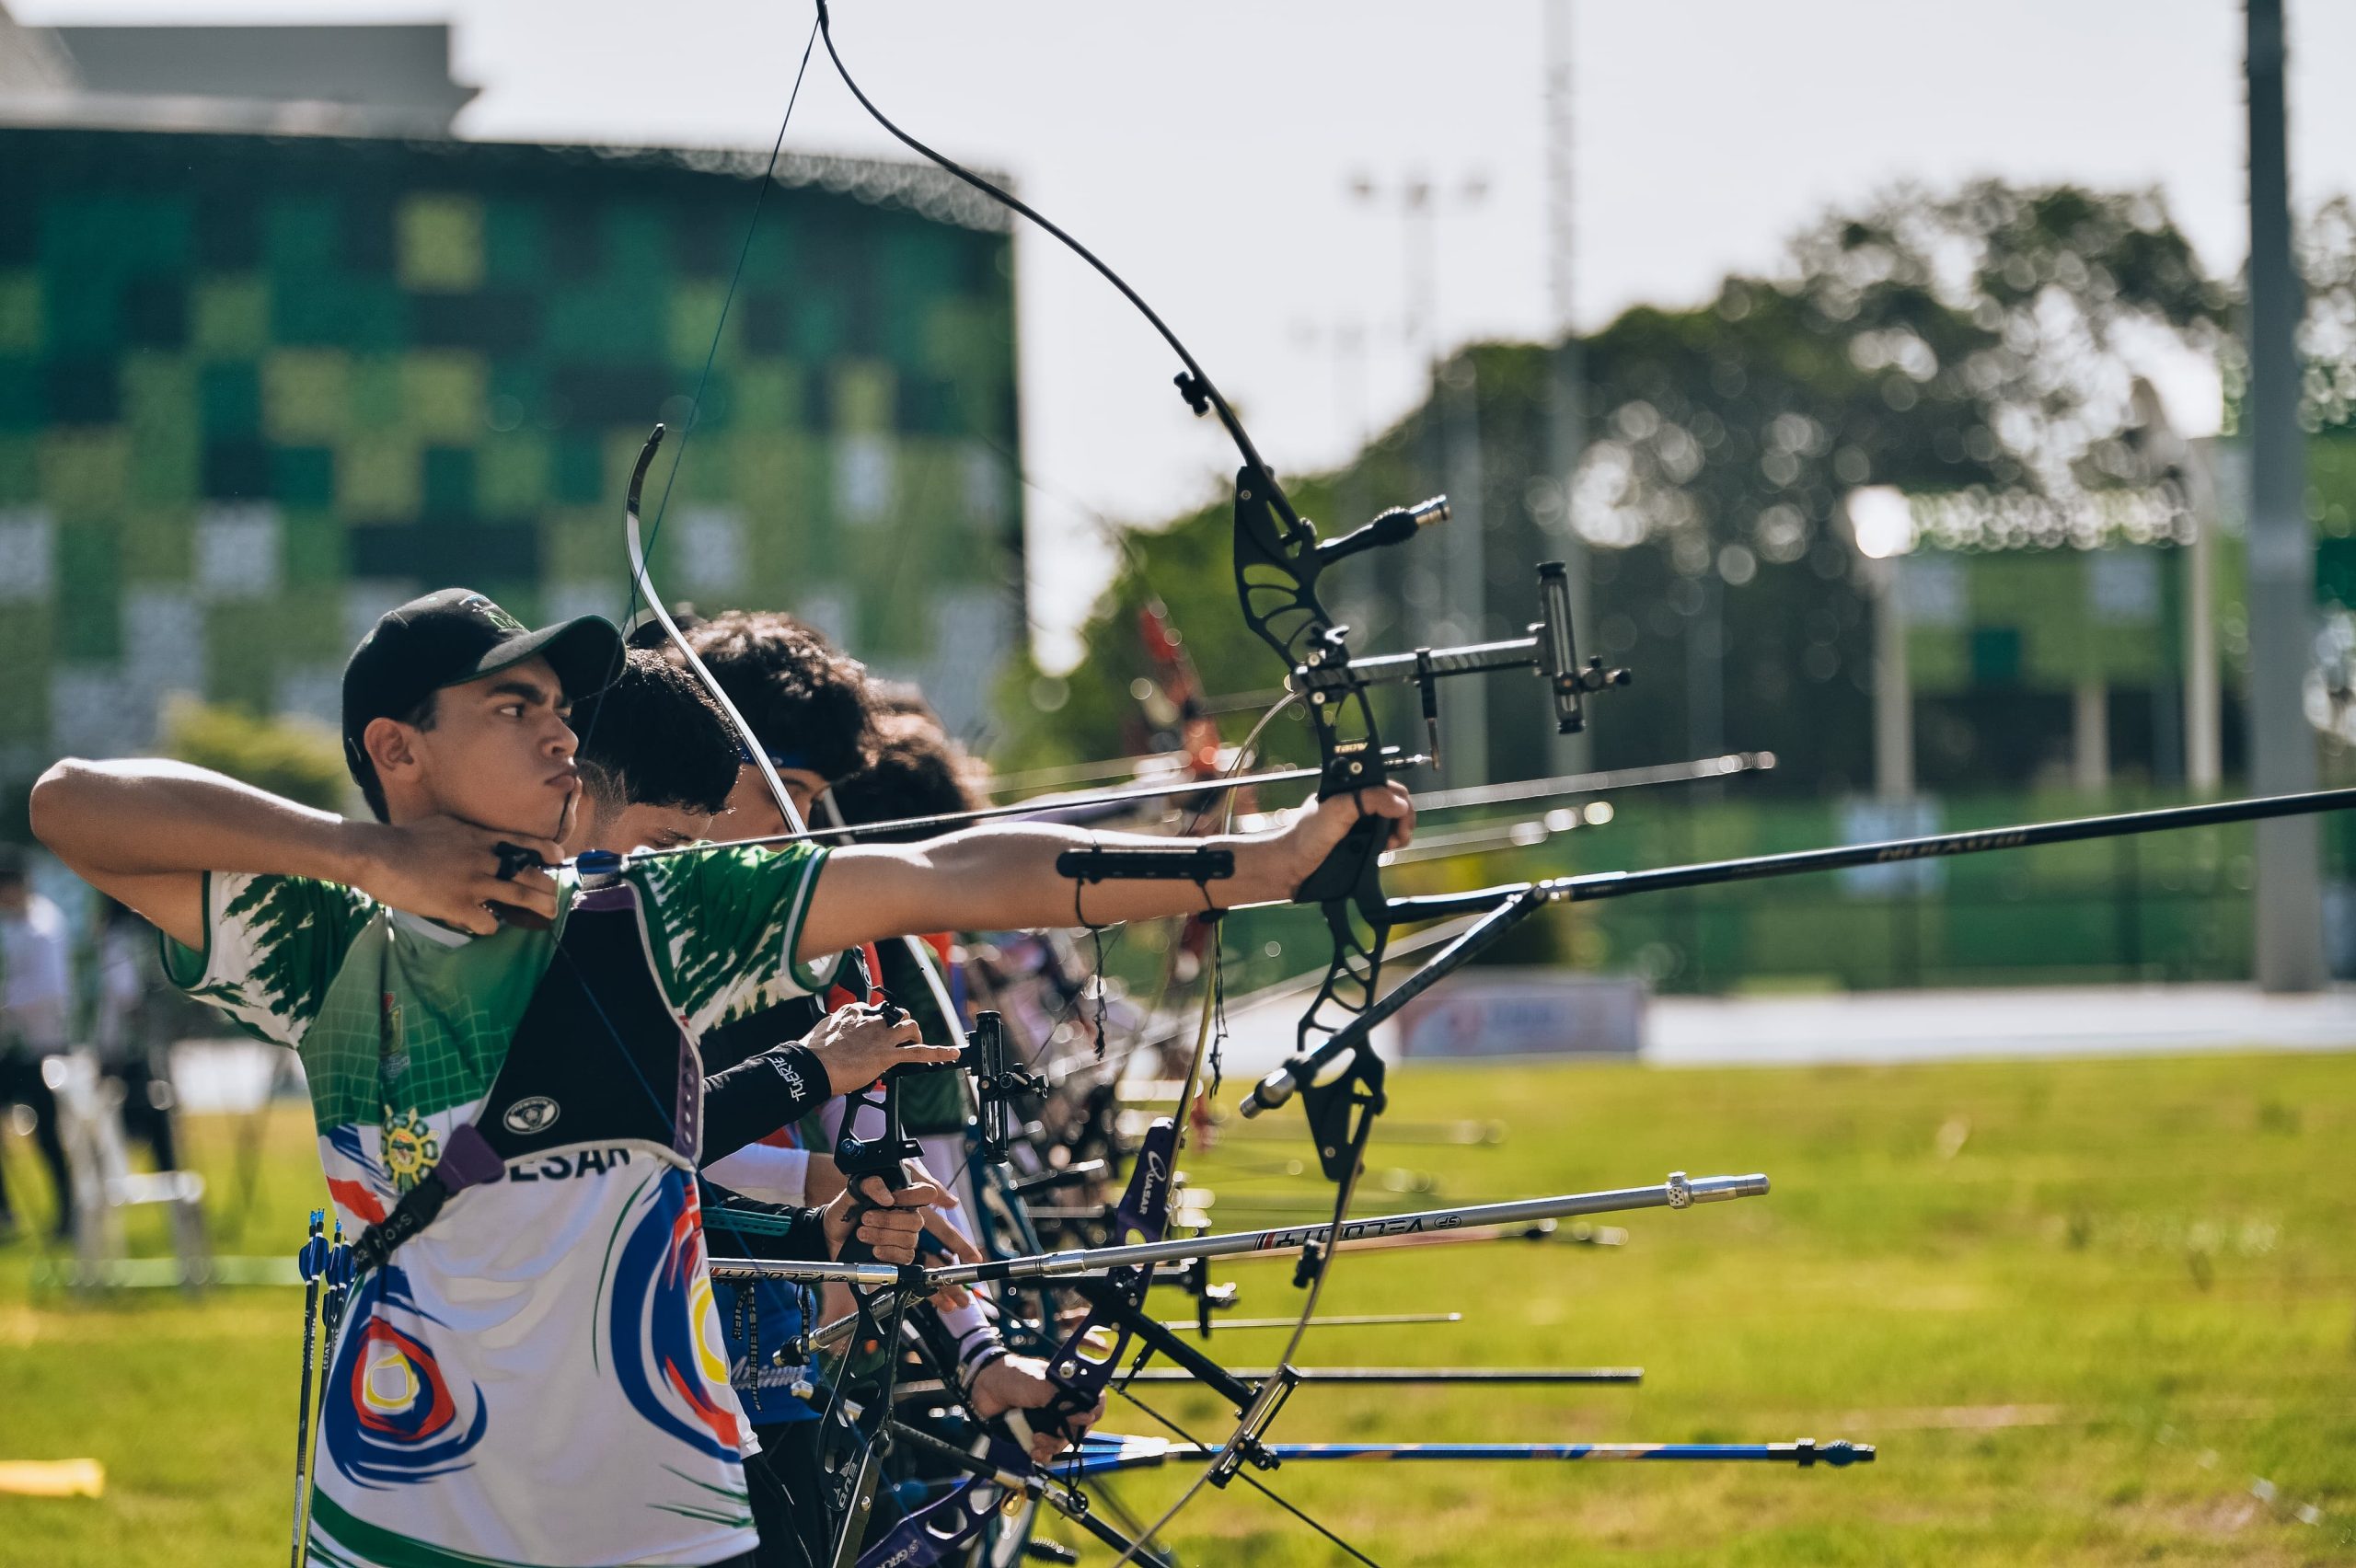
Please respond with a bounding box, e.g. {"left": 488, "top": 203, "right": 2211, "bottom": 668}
{"left": 323, "top": 1126, "right": 390, "bottom": 1227}
{"left": 382, "top": 1108, "right": 438, "bottom": 1194}
{"left": 501, "top": 1095, "right": 561, "bottom": 1136}
{"left": 687, "top": 1272, "right": 729, "bottom": 1389}
{"left": 321, "top": 1267, "right": 488, "bottom": 1489}
{"left": 606, "top": 1177, "right": 743, "bottom": 1463}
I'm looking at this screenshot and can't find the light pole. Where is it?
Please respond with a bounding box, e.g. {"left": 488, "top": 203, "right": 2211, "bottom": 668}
{"left": 2244, "top": 0, "right": 2326, "bottom": 990}
{"left": 1346, "top": 170, "right": 1492, "bottom": 783}
{"left": 1542, "top": 0, "right": 1594, "bottom": 777}
{"left": 1846, "top": 486, "right": 1916, "bottom": 803}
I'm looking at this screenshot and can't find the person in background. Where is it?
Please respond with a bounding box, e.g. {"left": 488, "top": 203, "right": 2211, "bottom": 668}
{"left": 567, "top": 644, "right": 984, "bottom": 1568}
{"left": 673, "top": 610, "right": 880, "bottom": 837}
{"left": 0, "top": 845, "right": 76, "bottom": 1241}
{"left": 88, "top": 896, "right": 180, "bottom": 1174}
{"left": 567, "top": 647, "right": 744, "bottom": 855}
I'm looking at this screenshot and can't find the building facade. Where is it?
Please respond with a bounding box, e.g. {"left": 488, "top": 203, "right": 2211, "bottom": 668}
{"left": 0, "top": 126, "right": 1023, "bottom": 774}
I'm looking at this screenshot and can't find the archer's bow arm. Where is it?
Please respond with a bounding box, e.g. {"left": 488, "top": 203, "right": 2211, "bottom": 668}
{"left": 791, "top": 785, "right": 1415, "bottom": 964}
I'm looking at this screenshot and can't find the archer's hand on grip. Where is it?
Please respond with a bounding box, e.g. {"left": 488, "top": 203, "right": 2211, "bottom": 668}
{"left": 822, "top": 1164, "right": 951, "bottom": 1267}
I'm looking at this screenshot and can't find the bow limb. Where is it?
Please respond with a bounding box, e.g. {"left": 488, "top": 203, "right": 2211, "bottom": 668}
{"left": 624, "top": 429, "right": 809, "bottom": 840}
{"left": 629, "top": 434, "right": 974, "bottom": 1054}
{"left": 631, "top": 431, "right": 1006, "bottom": 1561}
{"left": 803, "top": 10, "right": 1414, "bottom": 1556}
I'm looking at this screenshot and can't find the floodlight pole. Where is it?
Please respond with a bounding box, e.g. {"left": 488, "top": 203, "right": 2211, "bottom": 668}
{"left": 2245, "top": 0, "right": 2327, "bottom": 990}
{"left": 1543, "top": 0, "right": 1594, "bottom": 778}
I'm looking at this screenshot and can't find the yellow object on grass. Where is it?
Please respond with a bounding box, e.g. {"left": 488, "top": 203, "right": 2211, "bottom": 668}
{"left": 0, "top": 1458, "right": 105, "bottom": 1497}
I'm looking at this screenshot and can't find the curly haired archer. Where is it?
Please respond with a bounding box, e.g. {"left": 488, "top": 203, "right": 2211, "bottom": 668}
{"left": 673, "top": 610, "right": 880, "bottom": 785}
{"left": 827, "top": 712, "right": 987, "bottom": 842}
{"left": 569, "top": 650, "right": 741, "bottom": 816}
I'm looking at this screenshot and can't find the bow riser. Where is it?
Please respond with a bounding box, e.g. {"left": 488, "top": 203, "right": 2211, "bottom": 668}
{"left": 1034, "top": 1116, "right": 1178, "bottom": 1427}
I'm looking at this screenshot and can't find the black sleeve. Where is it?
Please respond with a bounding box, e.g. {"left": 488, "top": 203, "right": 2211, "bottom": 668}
{"left": 700, "top": 994, "right": 826, "bottom": 1076}
{"left": 700, "top": 1043, "right": 831, "bottom": 1162}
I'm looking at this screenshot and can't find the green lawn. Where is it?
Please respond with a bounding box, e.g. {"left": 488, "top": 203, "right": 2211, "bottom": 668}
{"left": 5, "top": 1051, "right": 2354, "bottom": 1565}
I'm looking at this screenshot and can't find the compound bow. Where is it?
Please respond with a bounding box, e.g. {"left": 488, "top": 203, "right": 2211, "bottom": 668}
{"left": 800, "top": 4, "right": 1634, "bottom": 1556}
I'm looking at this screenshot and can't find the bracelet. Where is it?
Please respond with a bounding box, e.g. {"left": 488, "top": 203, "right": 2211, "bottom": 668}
{"left": 956, "top": 1336, "right": 1010, "bottom": 1388}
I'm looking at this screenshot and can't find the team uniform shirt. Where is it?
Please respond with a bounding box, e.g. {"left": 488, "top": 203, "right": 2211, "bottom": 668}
{"left": 163, "top": 844, "right": 837, "bottom": 1568}
{"left": 696, "top": 990, "right": 826, "bottom": 1425}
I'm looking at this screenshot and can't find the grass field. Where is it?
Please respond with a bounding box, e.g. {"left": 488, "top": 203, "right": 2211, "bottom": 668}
{"left": 4, "top": 1050, "right": 2354, "bottom": 1566}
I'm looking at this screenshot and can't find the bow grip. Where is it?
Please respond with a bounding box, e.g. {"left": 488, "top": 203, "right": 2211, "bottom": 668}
{"left": 1293, "top": 809, "right": 1392, "bottom": 908}
{"left": 832, "top": 1039, "right": 922, "bottom": 1267}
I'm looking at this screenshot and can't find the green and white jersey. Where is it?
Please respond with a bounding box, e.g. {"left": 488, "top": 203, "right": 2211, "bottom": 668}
{"left": 164, "top": 844, "right": 836, "bottom": 1568}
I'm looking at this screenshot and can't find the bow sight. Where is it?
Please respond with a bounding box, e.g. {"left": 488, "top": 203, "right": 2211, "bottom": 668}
{"left": 1291, "top": 550, "right": 1636, "bottom": 764}
{"left": 962, "top": 1010, "right": 1046, "bottom": 1165}
{"left": 1231, "top": 475, "right": 1633, "bottom": 793}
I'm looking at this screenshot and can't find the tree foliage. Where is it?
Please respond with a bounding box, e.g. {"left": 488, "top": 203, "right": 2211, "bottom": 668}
{"left": 162, "top": 698, "right": 350, "bottom": 814}
{"left": 2300, "top": 193, "right": 2356, "bottom": 432}
{"left": 994, "top": 180, "right": 2239, "bottom": 791}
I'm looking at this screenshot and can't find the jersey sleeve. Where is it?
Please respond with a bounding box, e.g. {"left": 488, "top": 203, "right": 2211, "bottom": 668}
{"left": 700, "top": 1143, "right": 812, "bottom": 1206}
{"left": 632, "top": 843, "right": 843, "bottom": 1035}
{"left": 157, "top": 871, "right": 375, "bottom": 1050}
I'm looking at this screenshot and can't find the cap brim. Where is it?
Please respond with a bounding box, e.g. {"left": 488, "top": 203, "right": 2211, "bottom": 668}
{"left": 456, "top": 615, "right": 626, "bottom": 705}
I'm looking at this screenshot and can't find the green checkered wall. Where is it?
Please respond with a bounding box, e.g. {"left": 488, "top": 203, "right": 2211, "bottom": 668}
{"left": 0, "top": 127, "right": 1022, "bottom": 762}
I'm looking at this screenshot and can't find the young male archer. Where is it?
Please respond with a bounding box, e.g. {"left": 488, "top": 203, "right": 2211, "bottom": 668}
{"left": 31, "top": 587, "right": 1413, "bottom": 1568}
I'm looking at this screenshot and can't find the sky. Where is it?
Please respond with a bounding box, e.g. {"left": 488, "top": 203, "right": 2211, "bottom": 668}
{"left": 24, "top": 0, "right": 2356, "bottom": 668}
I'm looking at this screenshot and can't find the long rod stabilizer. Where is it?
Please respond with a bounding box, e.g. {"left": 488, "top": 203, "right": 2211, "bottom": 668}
{"left": 1071, "top": 1436, "right": 1875, "bottom": 1478}
{"left": 708, "top": 1171, "right": 1765, "bottom": 1286}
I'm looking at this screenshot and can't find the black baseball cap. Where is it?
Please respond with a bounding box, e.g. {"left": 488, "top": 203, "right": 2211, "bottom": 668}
{"left": 341, "top": 588, "right": 623, "bottom": 795}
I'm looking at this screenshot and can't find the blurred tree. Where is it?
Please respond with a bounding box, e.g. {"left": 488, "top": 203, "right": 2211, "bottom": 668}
{"left": 2298, "top": 194, "right": 2356, "bottom": 432}
{"left": 993, "top": 180, "right": 2235, "bottom": 793}
{"left": 161, "top": 698, "right": 350, "bottom": 814}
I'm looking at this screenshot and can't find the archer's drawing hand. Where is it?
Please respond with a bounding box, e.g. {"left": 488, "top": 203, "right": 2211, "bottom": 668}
{"left": 1252, "top": 782, "right": 1417, "bottom": 901}
{"left": 804, "top": 1002, "right": 961, "bottom": 1095}
{"left": 351, "top": 817, "right": 565, "bottom": 937}
{"left": 819, "top": 1167, "right": 953, "bottom": 1264}
{"left": 970, "top": 1355, "right": 1103, "bottom": 1463}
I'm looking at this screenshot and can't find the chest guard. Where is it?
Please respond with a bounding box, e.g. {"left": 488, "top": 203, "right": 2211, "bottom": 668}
{"left": 350, "top": 879, "right": 695, "bottom": 1273}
